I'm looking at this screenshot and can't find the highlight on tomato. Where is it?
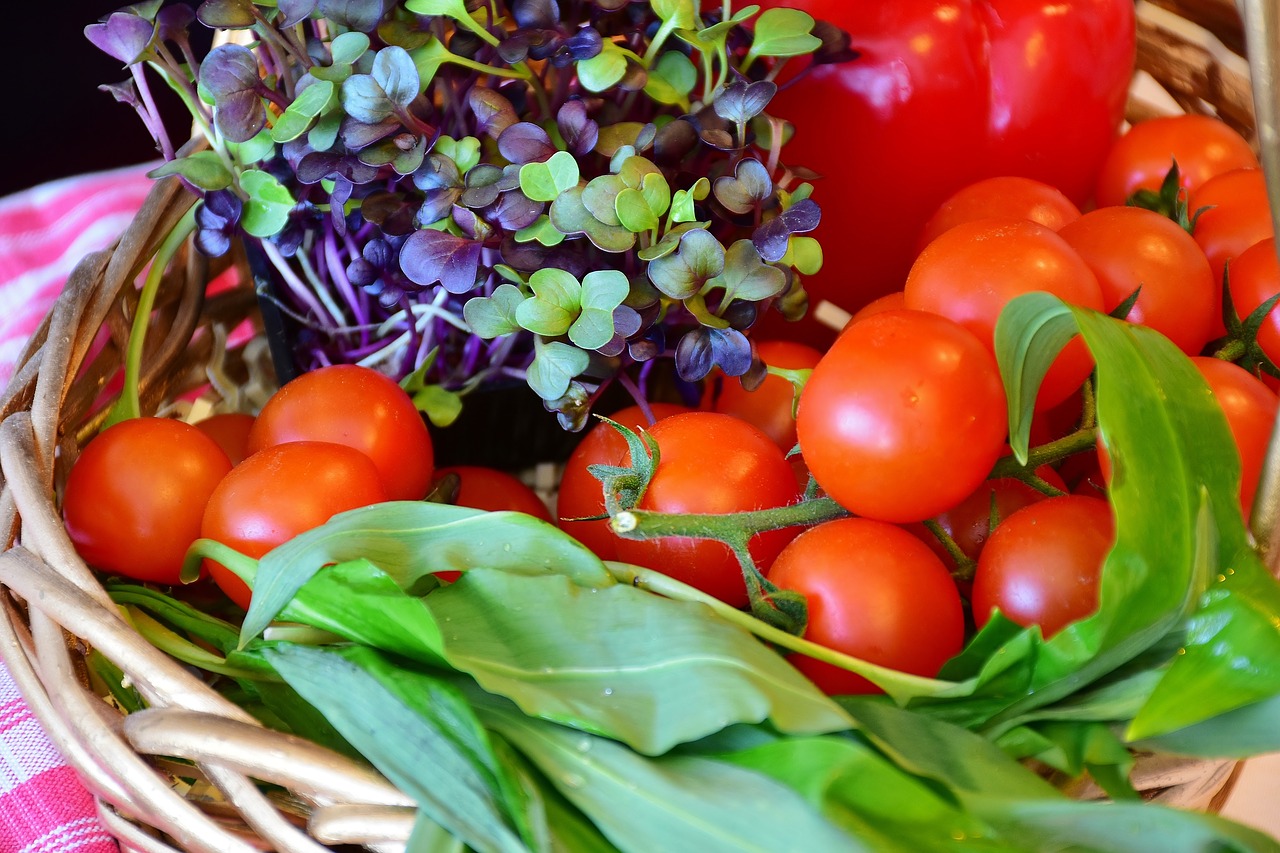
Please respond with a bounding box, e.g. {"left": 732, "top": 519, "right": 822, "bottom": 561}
{"left": 767, "top": 517, "right": 965, "bottom": 696}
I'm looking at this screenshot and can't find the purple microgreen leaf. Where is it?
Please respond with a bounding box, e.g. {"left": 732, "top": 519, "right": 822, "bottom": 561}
{"left": 498, "top": 122, "right": 557, "bottom": 165}
{"left": 463, "top": 283, "right": 526, "bottom": 338}
{"left": 675, "top": 326, "right": 751, "bottom": 382}
{"left": 722, "top": 298, "right": 759, "bottom": 331}
{"left": 512, "top": 0, "right": 560, "bottom": 28}
{"left": 193, "top": 190, "right": 242, "bottom": 258}
{"left": 713, "top": 157, "right": 773, "bottom": 214}
{"left": 400, "top": 229, "right": 482, "bottom": 293}
{"left": 652, "top": 119, "right": 699, "bottom": 165}
{"left": 468, "top": 86, "right": 519, "bottom": 139}
{"left": 99, "top": 79, "right": 140, "bottom": 107}
{"left": 497, "top": 32, "right": 534, "bottom": 65}
{"left": 485, "top": 190, "right": 544, "bottom": 231}
{"left": 752, "top": 197, "right": 821, "bottom": 263}
{"left": 629, "top": 323, "right": 665, "bottom": 362}
{"left": 339, "top": 115, "right": 402, "bottom": 149}
{"left": 450, "top": 206, "right": 493, "bottom": 242}
{"left": 557, "top": 100, "right": 599, "bottom": 158}
{"left": 613, "top": 304, "right": 643, "bottom": 338}
{"left": 371, "top": 45, "right": 420, "bottom": 109}
{"left": 646, "top": 228, "right": 725, "bottom": 299}
{"left": 278, "top": 0, "right": 319, "bottom": 27}
{"left": 318, "top": 0, "right": 385, "bottom": 32}
{"left": 518, "top": 150, "right": 580, "bottom": 202}
{"left": 557, "top": 26, "right": 603, "bottom": 64}
{"left": 811, "top": 19, "right": 860, "bottom": 65}
{"left": 329, "top": 177, "right": 353, "bottom": 235}
{"left": 342, "top": 71, "right": 397, "bottom": 124}
{"left": 156, "top": 4, "right": 195, "bottom": 41}
{"left": 85, "top": 11, "right": 157, "bottom": 65}
{"left": 713, "top": 80, "right": 777, "bottom": 125}
{"left": 361, "top": 191, "right": 419, "bottom": 236}
{"left": 414, "top": 187, "right": 463, "bottom": 227}
{"left": 460, "top": 164, "right": 505, "bottom": 209}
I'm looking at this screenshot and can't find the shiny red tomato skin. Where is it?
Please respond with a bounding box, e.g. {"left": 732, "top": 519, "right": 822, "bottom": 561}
{"left": 767, "top": 518, "right": 965, "bottom": 695}
{"left": 917, "top": 176, "right": 1081, "bottom": 253}
{"left": 1094, "top": 114, "right": 1259, "bottom": 209}
{"left": 435, "top": 465, "right": 552, "bottom": 523}
{"left": 1190, "top": 168, "right": 1275, "bottom": 337}
{"left": 797, "top": 310, "right": 1008, "bottom": 523}
{"left": 611, "top": 412, "right": 803, "bottom": 607}
{"left": 557, "top": 403, "right": 691, "bottom": 561}
{"left": 903, "top": 217, "right": 1105, "bottom": 410}
{"left": 194, "top": 412, "right": 256, "bottom": 466}
{"left": 200, "top": 441, "right": 389, "bottom": 610}
{"left": 707, "top": 340, "right": 823, "bottom": 452}
{"left": 972, "top": 495, "right": 1115, "bottom": 637}
{"left": 63, "top": 418, "right": 233, "bottom": 584}
{"left": 248, "top": 364, "right": 434, "bottom": 501}
{"left": 1229, "top": 238, "right": 1280, "bottom": 364}
{"left": 753, "top": 0, "right": 1134, "bottom": 345}
{"left": 1191, "top": 356, "right": 1279, "bottom": 520}
{"left": 1058, "top": 205, "right": 1216, "bottom": 356}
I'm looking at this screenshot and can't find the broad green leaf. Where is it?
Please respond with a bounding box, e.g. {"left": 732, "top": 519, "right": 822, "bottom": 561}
{"left": 746, "top": 8, "right": 821, "bottom": 62}
{"left": 485, "top": 708, "right": 859, "bottom": 853}
{"left": 227, "top": 128, "right": 275, "bottom": 164}
{"left": 568, "top": 270, "right": 629, "bottom": 350}
{"left": 514, "top": 215, "right": 565, "bottom": 247}
{"left": 147, "top": 150, "right": 233, "bottom": 191}
{"left": 577, "top": 42, "right": 627, "bottom": 93}
{"left": 463, "top": 283, "right": 525, "bottom": 338}
{"left": 519, "top": 151, "right": 580, "bottom": 203}
{"left": 515, "top": 268, "right": 581, "bottom": 337}
{"left": 238, "top": 169, "right": 295, "bottom": 237}
{"left": 1139, "top": 692, "right": 1280, "bottom": 757}
{"left": 426, "top": 570, "right": 851, "bottom": 755}
{"left": 264, "top": 644, "right": 529, "bottom": 853}
{"left": 270, "top": 78, "right": 335, "bottom": 142}
{"left": 994, "top": 721, "right": 1137, "bottom": 800}
{"left": 240, "top": 501, "right": 613, "bottom": 645}
{"left": 526, "top": 340, "right": 590, "bottom": 400}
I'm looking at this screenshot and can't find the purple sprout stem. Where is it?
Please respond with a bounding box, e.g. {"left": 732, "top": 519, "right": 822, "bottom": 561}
{"left": 129, "top": 64, "right": 175, "bottom": 161}
{"left": 324, "top": 226, "right": 369, "bottom": 335}
{"left": 614, "top": 368, "right": 655, "bottom": 424}
{"left": 261, "top": 239, "right": 341, "bottom": 329}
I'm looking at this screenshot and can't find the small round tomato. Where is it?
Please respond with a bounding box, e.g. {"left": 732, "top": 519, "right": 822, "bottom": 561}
{"left": 767, "top": 518, "right": 965, "bottom": 696}
{"left": 248, "top": 364, "right": 434, "bottom": 501}
{"left": 1229, "top": 237, "right": 1280, "bottom": 364}
{"left": 707, "top": 340, "right": 823, "bottom": 452}
{"left": 1094, "top": 113, "right": 1258, "bottom": 208}
{"left": 903, "top": 217, "right": 1105, "bottom": 410}
{"left": 611, "top": 412, "right": 803, "bottom": 607}
{"left": 200, "top": 441, "right": 389, "bottom": 610}
{"left": 1191, "top": 356, "right": 1279, "bottom": 519}
{"left": 193, "top": 412, "right": 256, "bottom": 465}
{"left": 845, "top": 291, "right": 905, "bottom": 328}
{"left": 1058, "top": 205, "right": 1216, "bottom": 355}
{"left": 434, "top": 465, "right": 551, "bottom": 523}
{"left": 1190, "top": 168, "right": 1275, "bottom": 337}
{"left": 557, "top": 402, "right": 691, "bottom": 561}
{"left": 63, "top": 417, "right": 232, "bottom": 584}
{"left": 797, "top": 310, "right": 1008, "bottom": 523}
{"left": 972, "top": 495, "right": 1115, "bottom": 637}
{"left": 916, "top": 176, "right": 1081, "bottom": 254}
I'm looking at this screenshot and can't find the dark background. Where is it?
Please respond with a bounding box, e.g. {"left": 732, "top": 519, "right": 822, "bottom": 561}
{"left": 3, "top": 1, "right": 206, "bottom": 198}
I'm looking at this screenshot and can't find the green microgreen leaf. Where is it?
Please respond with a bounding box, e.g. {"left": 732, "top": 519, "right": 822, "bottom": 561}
{"left": 519, "top": 150, "right": 580, "bottom": 203}
{"left": 238, "top": 168, "right": 295, "bottom": 237}
{"left": 651, "top": 0, "right": 699, "bottom": 29}
{"left": 227, "top": 128, "right": 275, "bottom": 165}
{"left": 712, "top": 157, "right": 772, "bottom": 214}
{"left": 746, "top": 7, "right": 822, "bottom": 64}
{"left": 270, "top": 78, "right": 335, "bottom": 142}
{"left": 577, "top": 41, "right": 627, "bottom": 93}
{"left": 463, "top": 283, "right": 525, "bottom": 338}
{"left": 527, "top": 339, "right": 591, "bottom": 400}
{"left": 147, "top": 150, "right": 233, "bottom": 190}
{"left": 307, "top": 110, "right": 342, "bottom": 150}
{"left": 669, "top": 177, "right": 710, "bottom": 224}
{"left": 549, "top": 186, "right": 636, "bottom": 253}
{"left": 780, "top": 235, "right": 824, "bottom": 276}
{"left": 647, "top": 228, "right": 725, "bottom": 299}
{"left": 644, "top": 51, "right": 697, "bottom": 108}
{"left": 581, "top": 175, "right": 626, "bottom": 227}
{"left": 330, "top": 30, "right": 370, "bottom": 66}
{"left": 437, "top": 135, "right": 483, "bottom": 174}
{"left": 569, "top": 270, "right": 630, "bottom": 350}
{"left": 707, "top": 239, "right": 786, "bottom": 304}
{"left": 516, "top": 268, "right": 582, "bottom": 337}
{"left": 514, "top": 215, "right": 566, "bottom": 247}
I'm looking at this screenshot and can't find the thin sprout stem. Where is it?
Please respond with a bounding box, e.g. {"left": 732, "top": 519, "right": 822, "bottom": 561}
{"left": 130, "top": 64, "right": 176, "bottom": 161}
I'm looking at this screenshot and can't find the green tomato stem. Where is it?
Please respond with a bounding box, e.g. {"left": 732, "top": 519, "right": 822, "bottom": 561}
{"left": 921, "top": 519, "right": 977, "bottom": 583}
{"left": 989, "top": 426, "right": 1098, "bottom": 481}
{"left": 609, "top": 494, "right": 848, "bottom": 541}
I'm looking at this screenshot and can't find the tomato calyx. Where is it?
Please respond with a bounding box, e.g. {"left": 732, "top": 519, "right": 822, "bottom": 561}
{"left": 1125, "top": 161, "right": 1208, "bottom": 234}
{"left": 585, "top": 417, "right": 662, "bottom": 519}
{"left": 1214, "top": 275, "right": 1280, "bottom": 379}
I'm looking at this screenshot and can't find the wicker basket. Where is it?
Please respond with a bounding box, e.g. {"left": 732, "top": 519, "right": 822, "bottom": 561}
{"left": 0, "top": 0, "right": 1270, "bottom": 848}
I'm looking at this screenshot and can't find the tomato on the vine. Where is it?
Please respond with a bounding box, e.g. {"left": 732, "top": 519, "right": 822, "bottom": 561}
{"left": 63, "top": 417, "right": 232, "bottom": 585}
{"left": 193, "top": 412, "right": 256, "bottom": 466}
{"left": 1191, "top": 356, "right": 1279, "bottom": 519}
{"left": 610, "top": 412, "right": 803, "bottom": 608}
{"left": 1228, "top": 237, "right": 1280, "bottom": 364}
{"left": 797, "top": 310, "right": 1008, "bottom": 523}
{"left": 971, "top": 495, "right": 1115, "bottom": 637}
{"left": 1189, "top": 167, "right": 1275, "bottom": 336}
{"left": 903, "top": 217, "right": 1104, "bottom": 410}
{"left": 767, "top": 518, "right": 965, "bottom": 695}
{"left": 434, "top": 465, "right": 551, "bottom": 523}
{"left": 916, "top": 176, "right": 1081, "bottom": 253}
{"left": 200, "top": 441, "right": 389, "bottom": 610}
{"left": 247, "top": 364, "right": 434, "bottom": 501}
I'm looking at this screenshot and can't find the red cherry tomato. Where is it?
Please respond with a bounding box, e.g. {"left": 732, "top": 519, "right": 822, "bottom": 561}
{"left": 903, "top": 218, "right": 1104, "bottom": 410}
{"left": 1094, "top": 114, "right": 1259, "bottom": 208}
{"left": 434, "top": 465, "right": 551, "bottom": 523}
{"left": 797, "top": 310, "right": 1008, "bottom": 523}
{"left": 972, "top": 495, "right": 1115, "bottom": 637}
{"left": 752, "top": 0, "right": 1134, "bottom": 345}
{"left": 707, "top": 340, "right": 822, "bottom": 452}
{"left": 1190, "top": 168, "right": 1275, "bottom": 337}
{"left": 63, "top": 418, "right": 232, "bottom": 584}
{"left": 1191, "top": 356, "right": 1279, "bottom": 519}
{"left": 845, "top": 291, "right": 905, "bottom": 329}
{"left": 200, "top": 441, "right": 389, "bottom": 609}
{"left": 193, "top": 412, "right": 256, "bottom": 465}
{"left": 1058, "top": 205, "right": 1217, "bottom": 356}
{"left": 611, "top": 412, "right": 803, "bottom": 607}
{"left": 917, "top": 176, "right": 1081, "bottom": 254}
{"left": 1229, "top": 238, "right": 1280, "bottom": 364}
{"left": 557, "top": 402, "right": 691, "bottom": 561}
{"left": 767, "top": 518, "right": 965, "bottom": 695}
{"left": 248, "top": 364, "right": 434, "bottom": 501}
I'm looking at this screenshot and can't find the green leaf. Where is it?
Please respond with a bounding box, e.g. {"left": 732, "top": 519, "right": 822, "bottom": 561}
{"left": 270, "top": 78, "right": 335, "bottom": 142}
{"left": 515, "top": 268, "right": 582, "bottom": 337}
{"left": 409, "top": 36, "right": 454, "bottom": 85}
{"left": 410, "top": 384, "right": 463, "bottom": 428}
{"left": 643, "top": 51, "right": 697, "bottom": 107}
{"left": 651, "top": 0, "right": 699, "bottom": 29}
{"left": 226, "top": 128, "right": 275, "bottom": 165}
{"left": 463, "top": 283, "right": 525, "bottom": 338}
{"left": 485, "top": 708, "right": 859, "bottom": 853}
{"left": 404, "top": 0, "right": 472, "bottom": 20}
{"left": 263, "top": 644, "right": 529, "bottom": 853}
{"left": 577, "top": 42, "right": 627, "bottom": 93}
{"left": 526, "top": 340, "right": 590, "bottom": 400}
{"left": 707, "top": 239, "right": 786, "bottom": 303}
{"left": 646, "top": 228, "right": 725, "bottom": 299}
{"left": 514, "top": 215, "right": 565, "bottom": 247}
{"left": 437, "top": 135, "right": 483, "bottom": 174}
{"left": 240, "top": 501, "right": 613, "bottom": 645}
{"left": 238, "top": 169, "right": 295, "bottom": 237}
{"left": 519, "top": 150, "right": 580, "bottom": 203}
{"left": 307, "top": 109, "right": 342, "bottom": 151}
{"left": 330, "top": 30, "right": 371, "bottom": 65}
{"left": 549, "top": 186, "right": 636, "bottom": 253}
{"left": 146, "top": 150, "right": 233, "bottom": 191}
{"left": 614, "top": 187, "right": 658, "bottom": 233}
{"left": 782, "top": 235, "right": 823, "bottom": 276}
{"left": 581, "top": 175, "right": 625, "bottom": 227}
{"left": 427, "top": 570, "right": 851, "bottom": 755}
{"left": 1139, "top": 692, "right": 1280, "bottom": 757}
{"left": 568, "top": 270, "right": 629, "bottom": 350}
{"left": 747, "top": 8, "right": 822, "bottom": 60}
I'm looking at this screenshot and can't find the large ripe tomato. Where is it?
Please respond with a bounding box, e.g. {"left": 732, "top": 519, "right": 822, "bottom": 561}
{"left": 63, "top": 418, "right": 232, "bottom": 584}
{"left": 903, "top": 217, "right": 1104, "bottom": 410}
{"left": 1229, "top": 237, "right": 1280, "bottom": 364}
{"left": 767, "top": 518, "right": 965, "bottom": 695}
{"left": 796, "top": 310, "right": 1008, "bottom": 523}
{"left": 610, "top": 412, "right": 803, "bottom": 607}
{"left": 752, "top": 0, "right": 1134, "bottom": 345}
{"left": 556, "top": 402, "right": 691, "bottom": 561}
{"left": 248, "top": 364, "right": 434, "bottom": 501}
{"left": 1057, "top": 205, "right": 1216, "bottom": 356}
{"left": 1189, "top": 167, "right": 1275, "bottom": 336}
{"left": 971, "top": 495, "right": 1115, "bottom": 637}
{"left": 706, "top": 340, "right": 823, "bottom": 452}
{"left": 1094, "top": 114, "right": 1259, "bottom": 208}
{"left": 200, "top": 441, "right": 389, "bottom": 610}
{"left": 1190, "top": 356, "right": 1279, "bottom": 519}
{"left": 434, "top": 465, "right": 552, "bottom": 523}
{"left": 916, "top": 176, "right": 1081, "bottom": 253}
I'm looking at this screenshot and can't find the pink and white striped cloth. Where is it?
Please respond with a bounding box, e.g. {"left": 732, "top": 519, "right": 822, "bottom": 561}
{"left": 0, "top": 164, "right": 157, "bottom": 852}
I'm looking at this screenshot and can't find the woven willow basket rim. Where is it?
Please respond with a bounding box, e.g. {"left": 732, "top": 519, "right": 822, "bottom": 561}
{"left": 0, "top": 0, "right": 1268, "bottom": 848}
